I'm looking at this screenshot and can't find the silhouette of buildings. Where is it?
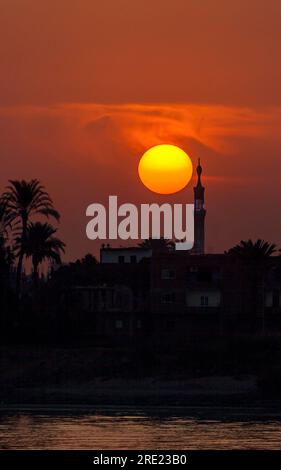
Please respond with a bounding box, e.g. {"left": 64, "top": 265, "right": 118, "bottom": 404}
{"left": 101, "top": 246, "right": 152, "bottom": 264}
{"left": 57, "top": 160, "right": 281, "bottom": 343}
{"left": 100, "top": 158, "right": 206, "bottom": 263}
{"left": 60, "top": 251, "right": 281, "bottom": 344}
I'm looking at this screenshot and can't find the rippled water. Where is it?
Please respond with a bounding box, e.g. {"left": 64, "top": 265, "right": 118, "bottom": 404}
{"left": 1, "top": 407, "right": 281, "bottom": 449}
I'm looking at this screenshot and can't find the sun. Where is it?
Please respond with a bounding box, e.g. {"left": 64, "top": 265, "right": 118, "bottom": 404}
{"left": 138, "top": 144, "right": 193, "bottom": 194}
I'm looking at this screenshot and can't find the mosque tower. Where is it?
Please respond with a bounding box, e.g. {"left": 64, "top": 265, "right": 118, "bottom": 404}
{"left": 193, "top": 159, "right": 206, "bottom": 254}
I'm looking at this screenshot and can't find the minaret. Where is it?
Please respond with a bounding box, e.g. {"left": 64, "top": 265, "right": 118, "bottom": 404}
{"left": 193, "top": 158, "right": 206, "bottom": 254}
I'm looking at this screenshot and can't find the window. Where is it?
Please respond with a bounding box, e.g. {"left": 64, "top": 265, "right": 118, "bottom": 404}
{"left": 161, "top": 269, "right": 176, "bottom": 280}
{"left": 115, "top": 320, "right": 123, "bottom": 329}
{"left": 161, "top": 292, "right": 176, "bottom": 303}
{"left": 130, "top": 255, "right": 137, "bottom": 264}
{"left": 118, "top": 255, "right": 125, "bottom": 264}
{"left": 200, "top": 296, "right": 209, "bottom": 307}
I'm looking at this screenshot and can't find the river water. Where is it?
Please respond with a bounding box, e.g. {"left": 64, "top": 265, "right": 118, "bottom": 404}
{"left": 1, "top": 407, "right": 281, "bottom": 449}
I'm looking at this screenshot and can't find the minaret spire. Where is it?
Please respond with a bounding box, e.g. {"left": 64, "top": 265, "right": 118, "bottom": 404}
{"left": 193, "top": 158, "right": 206, "bottom": 254}
{"left": 196, "top": 158, "right": 203, "bottom": 187}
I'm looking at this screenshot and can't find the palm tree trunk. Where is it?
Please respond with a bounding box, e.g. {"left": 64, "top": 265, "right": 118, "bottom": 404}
{"left": 16, "top": 217, "right": 27, "bottom": 297}
{"left": 32, "top": 259, "right": 39, "bottom": 288}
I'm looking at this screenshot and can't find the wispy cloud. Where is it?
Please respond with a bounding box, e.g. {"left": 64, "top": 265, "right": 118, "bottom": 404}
{"left": 1, "top": 103, "right": 281, "bottom": 160}
{"left": 1, "top": 102, "right": 281, "bottom": 258}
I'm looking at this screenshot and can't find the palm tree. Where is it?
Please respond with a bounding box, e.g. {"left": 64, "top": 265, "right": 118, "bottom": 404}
{"left": 0, "top": 199, "right": 11, "bottom": 238}
{"left": 139, "top": 237, "right": 175, "bottom": 252}
{"left": 0, "top": 235, "right": 9, "bottom": 267}
{"left": 0, "top": 199, "right": 15, "bottom": 272}
{"left": 225, "top": 239, "right": 279, "bottom": 333}
{"left": 225, "top": 239, "right": 278, "bottom": 259}
{"left": 23, "top": 222, "right": 65, "bottom": 288}
{"left": 2, "top": 180, "right": 60, "bottom": 294}
{"left": 0, "top": 201, "right": 14, "bottom": 319}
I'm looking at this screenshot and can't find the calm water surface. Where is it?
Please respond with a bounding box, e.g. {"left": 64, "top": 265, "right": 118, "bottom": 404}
{"left": 1, "top": 407, "right": 281, "bottom": 449}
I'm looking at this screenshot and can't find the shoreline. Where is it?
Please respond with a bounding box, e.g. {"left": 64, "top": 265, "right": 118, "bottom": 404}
{"left": 2, "top": 401, "right": 281, "bottom": 420}
{"left": 0, "top": 375, "right": 277, "bottom": 408}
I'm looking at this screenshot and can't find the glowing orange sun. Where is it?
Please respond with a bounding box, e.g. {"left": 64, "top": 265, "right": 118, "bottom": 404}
{"left": 138, "top": 144, "right": 193, "bottom": 194}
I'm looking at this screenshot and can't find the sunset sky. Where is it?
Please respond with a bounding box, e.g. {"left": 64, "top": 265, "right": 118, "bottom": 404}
{"left": 1, "top": 0, "right": 281, "bottom": 259}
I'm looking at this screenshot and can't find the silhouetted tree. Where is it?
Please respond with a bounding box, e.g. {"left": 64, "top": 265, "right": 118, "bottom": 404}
{"left": 0, "top": 235, "right": 8, "bottom": 267}
{"left": 75, "top": 253, "right": 98, "bottom": 267}
{"left": 2, "top": 180, "right": 60, "bottom": 294}
{"left": 23, "top": 222, "right": 65, "bottom": 288}
{"left": 0, "top": 200, "right": 12, "bottom": 237}
{"left": 47, "top": 253, "right": 99, "bottom": 292}
{"left": 0, "top": 200, "right": 14, "bottom": 270}
{"left": 225, "top": 239, "right": 279, "bottom": 332}
{"left": 0, "top": 203, "right": 15, "bottom": 330}
{"left": 225, "top": 239, "right": 278, "bottom": 259}
{"left": 139, "top": 237, "right": 175, "bottom": 252}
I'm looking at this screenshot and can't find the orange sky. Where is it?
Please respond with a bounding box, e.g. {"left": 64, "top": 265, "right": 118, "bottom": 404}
{"left": 1, "top": 0, "right": 281, "bottom": 259}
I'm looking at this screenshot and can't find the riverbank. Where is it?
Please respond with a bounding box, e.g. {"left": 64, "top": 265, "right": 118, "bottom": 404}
{"left": 1, "top": 375, "right": 258, "bottom": 406}
{"left": 1, "top": 343, "right": 281, "bottom": 406}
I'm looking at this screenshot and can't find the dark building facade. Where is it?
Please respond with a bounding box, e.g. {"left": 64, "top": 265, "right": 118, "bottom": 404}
{"left": 57, "top": 159, "right": 281, "bottom": 344}
{"left": 59, "top": 251, "right": 281, "bottom": 344}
